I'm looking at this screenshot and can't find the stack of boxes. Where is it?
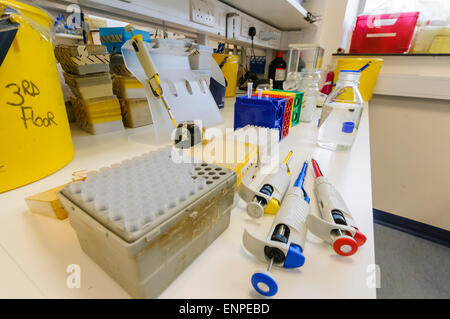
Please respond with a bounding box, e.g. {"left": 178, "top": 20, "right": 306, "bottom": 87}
{"left": 99, "top": 27, "right": 151, "bottom": 55}
{"left": 110, "top": 55, "right": 152, "bottom": 128}
{"left": 101, "top": 27, "right": 153, "bottom": 128}
{"left": 55, "top": 44, "right": 124, "bottom": 134}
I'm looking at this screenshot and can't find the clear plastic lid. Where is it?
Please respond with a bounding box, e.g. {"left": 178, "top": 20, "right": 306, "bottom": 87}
{"left": 338, "top": 70, "right": 361, "bottom": 82}
{"left": 301, "top": 68, "right": 320, "bottom": 76}
{"left": 300, "top": 68, "right": 321, "bottom": 81}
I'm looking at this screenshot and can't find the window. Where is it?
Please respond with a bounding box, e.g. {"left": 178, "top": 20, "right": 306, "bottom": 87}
{"left": 362, "top": 0, "right": 450, "bottom": 23}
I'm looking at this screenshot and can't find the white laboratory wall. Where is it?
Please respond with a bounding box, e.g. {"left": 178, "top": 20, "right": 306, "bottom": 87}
{"left": 345, "top": 55, "right": 450, "bottom": 230}
{"left": 309, "top": 0, "right": 348, "bottom": 67}
{"left": 287, "top": 0, "right": 348, "bottom": 69}
{"left": 369, "top": 94, "right": 450, "bottom": 230}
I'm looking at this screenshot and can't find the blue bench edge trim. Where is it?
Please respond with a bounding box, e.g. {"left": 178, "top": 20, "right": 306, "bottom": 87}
{"left": 373, "top": 209, "right": 450, "bottom": 248}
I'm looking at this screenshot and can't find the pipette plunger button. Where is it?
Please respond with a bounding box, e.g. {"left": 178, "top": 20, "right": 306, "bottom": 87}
{"left": 333, "top": 236, "right": 358, "bottom": 256}
{"left": 251, "top": 271, "right": 278, "bottom": 297}
{"left": 247, "top": 201, "right": 265, "bottom": 218}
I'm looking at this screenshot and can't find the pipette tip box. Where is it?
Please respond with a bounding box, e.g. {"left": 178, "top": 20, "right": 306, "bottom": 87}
{"left": 58, "top": 147, "right": 236, "bottom": 298}
{"left": 55, "top": 44, "right": 110, "bottom": 75}
{"left": 70, "top": 96, "right": 124, "bottom": 134}
{"left": 113, "top": 75, "right": 146, "bottom": 99}
{"left": 99, "top": 27, "right": 151, "bottom": 54}
{"left": 63, "top": 72, "right": 114, "bottom": 100}
{"left": 119, "top": 98, "right": 152, "bottom": 128}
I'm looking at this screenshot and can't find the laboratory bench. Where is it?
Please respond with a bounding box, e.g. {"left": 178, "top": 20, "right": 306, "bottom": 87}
{"left": 0, "top": 98, "right": 376, "bottom": 299}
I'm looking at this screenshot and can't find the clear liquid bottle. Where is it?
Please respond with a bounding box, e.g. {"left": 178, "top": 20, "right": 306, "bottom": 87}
{"left": 299, "top": 68, "right": 320, "bottom": 122}
{"left": 317, "top": 70, "right": 364, "bottom": 150}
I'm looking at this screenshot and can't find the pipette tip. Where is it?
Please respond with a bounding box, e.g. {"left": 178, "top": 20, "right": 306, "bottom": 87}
{"left": 294, "top": 159, "right": 309, "bottom": 189}
{"left": 311, "top": 158, "right": 323, "bottom": 178}
{"left": 282, "top": 150, "right": 293, "bottom": 165}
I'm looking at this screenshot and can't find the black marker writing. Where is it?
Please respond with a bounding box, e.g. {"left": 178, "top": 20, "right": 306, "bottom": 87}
{"left": 5, "top": 80, "right": 56, "bottom": 128}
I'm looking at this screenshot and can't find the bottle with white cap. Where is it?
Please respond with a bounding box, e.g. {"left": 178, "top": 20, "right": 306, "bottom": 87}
{"left": 317, "top": 70, "right": 364, "bottom": 150}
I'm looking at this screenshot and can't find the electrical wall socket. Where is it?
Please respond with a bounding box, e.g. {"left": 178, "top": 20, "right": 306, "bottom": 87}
{"left": 190, "top": 0, "right": 216, "bottom": 27}
{"left": 240, "top": 18, "right": 255, "bottom": 39}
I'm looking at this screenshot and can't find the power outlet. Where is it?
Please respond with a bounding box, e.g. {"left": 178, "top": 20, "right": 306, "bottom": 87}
{"left": 190, "top": 0, "right": 216, "bottom": 27}
{"left": 241, "top": 18, "right": 255, "bottom": 39}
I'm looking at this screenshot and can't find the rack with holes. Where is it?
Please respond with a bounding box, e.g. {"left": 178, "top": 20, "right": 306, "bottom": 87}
{"left": 234, "top": 96, "right": 286, "bottom": 141}
{"left": 252, "top": 93, "right": 294, "bottom": 139}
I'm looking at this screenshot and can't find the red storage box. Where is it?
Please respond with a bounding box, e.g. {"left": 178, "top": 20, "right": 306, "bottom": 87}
{"left": 350, "top": 12, "right": 419, "bottom": 53}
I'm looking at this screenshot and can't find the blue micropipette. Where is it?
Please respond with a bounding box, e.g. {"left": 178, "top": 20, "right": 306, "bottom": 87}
{"left": 245, "top": 158, "right": 311, "bottom": 297}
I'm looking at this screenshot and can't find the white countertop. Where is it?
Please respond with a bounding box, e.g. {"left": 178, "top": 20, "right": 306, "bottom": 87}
{"left": 0, "top": 98, "right": 375, "bottom": 299}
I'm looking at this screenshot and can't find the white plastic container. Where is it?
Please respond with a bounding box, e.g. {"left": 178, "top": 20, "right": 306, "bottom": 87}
{"left": 317, "top": 70, "right": 364, "bottom": 150}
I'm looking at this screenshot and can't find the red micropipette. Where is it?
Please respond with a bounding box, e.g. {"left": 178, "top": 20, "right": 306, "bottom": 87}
{"left": 308, "top": 158, "right": 367, "bottom": 256}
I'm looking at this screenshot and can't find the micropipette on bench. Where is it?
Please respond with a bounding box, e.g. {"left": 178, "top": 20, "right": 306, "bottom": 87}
{"left": 238, "top": 151, "right": 293, "bottom": 218}
{"left": 306, "top": 158, "right": 366, "bottom": 256}
{"left": 243, "top": 158, "right": 311, "bottom": 297}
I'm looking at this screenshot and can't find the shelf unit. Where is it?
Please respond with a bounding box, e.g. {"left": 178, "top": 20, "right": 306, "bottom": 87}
{"left": 30, "top": 0, "right": 318, "bottom": 50}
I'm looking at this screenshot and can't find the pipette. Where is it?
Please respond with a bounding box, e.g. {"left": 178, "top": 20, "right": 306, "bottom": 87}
{"left": 238, "top": 151, "right": 293, "bottom": 218}
{"left": 127, "top": 25, "right": 202, "bottom": 148}
{"left": 306, "top": 158, "right": 367, "bottom": 256}
{"left": 243, "top": 159, "right": 310, "bottom": 297}
{"left": 129, "top": 32, "right": 177, "bottom": 128}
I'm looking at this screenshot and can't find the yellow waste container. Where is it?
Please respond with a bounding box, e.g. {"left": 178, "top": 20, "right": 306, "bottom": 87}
{"left": 212, "top": 53, "right": 239, "bottom": 97}
{"left": 334, "top": 58, "right": 383, "bottom": 101}
{"left": 0, "top": 0, "right": 74, "bottom": 193}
